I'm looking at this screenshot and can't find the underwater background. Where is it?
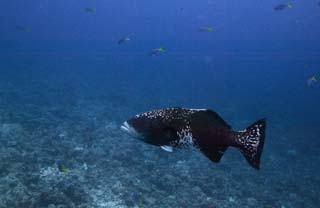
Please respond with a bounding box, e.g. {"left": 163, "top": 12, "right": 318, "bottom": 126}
{"left": 0, "top": 0, "right": 320, "bottom": 207}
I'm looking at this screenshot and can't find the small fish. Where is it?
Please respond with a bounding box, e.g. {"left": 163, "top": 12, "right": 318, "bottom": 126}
{"left": 131, "top": 194, "right": 139, "bottom": 202}
{"left": 199, "top": 26, "right": 214, "bottom": 32}
{"left": 16, "top": 25, "right": 29, "bottom": 32}
{"left": 121, "top": 107, "right": 266, "bottom": 170}
{"left": 118, "top": 37, "right": 130, "bottom": 44}
{"left": 86, "top": 8, "right": 96, "bottom": 13}
{"left": 307, "top": 75, "right": 317, "bottom": 86}
{"left": 138, "top": 197, "right": 143, "bottom": 207}
{"left": 57, "top": 163, "right": 69, "bottom": 174}
{"left": 61, "top": 167, "right": 69, "bottom": 174}
{"left": 274, "top": 3, "right": 292, "bottom": 11}
{"left": 131, "top": 194, "right": 143, "bottom": 207}
{"left": 150, "top": 47, "right": 165, "bottom": 56}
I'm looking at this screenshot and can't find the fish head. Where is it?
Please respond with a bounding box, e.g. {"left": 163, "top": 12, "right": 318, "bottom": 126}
{"left": 121, "top": 112, "right": 177, "bottom": 146}
{"left": 121, "top": 120, "right": 139, "bottom": 137}
{"left": 121, "top": 115, "right": 162, "bottom": 138}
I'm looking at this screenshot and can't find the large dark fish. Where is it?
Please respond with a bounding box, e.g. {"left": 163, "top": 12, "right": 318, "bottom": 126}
{"left": 121, "top": 107, "right": 266, "bottom": 170}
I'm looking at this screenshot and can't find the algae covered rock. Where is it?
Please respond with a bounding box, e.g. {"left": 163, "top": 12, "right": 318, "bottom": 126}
{"left": 0, "top": 123, "right": 24, "bottom": 139}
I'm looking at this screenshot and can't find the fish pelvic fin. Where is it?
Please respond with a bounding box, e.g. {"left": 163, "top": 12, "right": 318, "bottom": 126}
{"left": 233, "top": 119, "right": 266, "bottom": 170}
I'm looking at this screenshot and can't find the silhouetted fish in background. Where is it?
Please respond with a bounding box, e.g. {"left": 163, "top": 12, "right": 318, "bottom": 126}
{"left": 118, "top": 37, "right": 130, "bottom": 44}
{"left": 85, "top": 8, "right": 96, "bottom": 13}
{"left": 149, "top": 47, "right": 165, "bottom": 56}
{"left": 307, "top": 75, "right": 317, "bottom": 86}
{"left": 274, "top": 3, "right": 292, "bottom": 11}
{"left": 122, "top": 107, "right": 266, "bottom": 170}
{"left": 16, "top": 25, "right": 29, "bottom": 32}
{"left": 199, "top": 26, "right": 214, "bottom": 32}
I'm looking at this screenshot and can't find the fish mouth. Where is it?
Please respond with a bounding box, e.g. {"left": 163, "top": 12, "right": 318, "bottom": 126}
{"left": 121, "top": 121, "right": 137, "bottom": 136}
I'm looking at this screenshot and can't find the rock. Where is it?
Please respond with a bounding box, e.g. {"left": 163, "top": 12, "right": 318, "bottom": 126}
{"left": 48, "top": 204, "right": 56, "bottom": 208}
{"left": 56, "top": 205, "right": 68, "bottom": 208}
{"left": 287, "top": 149, "right": 297, "bottom": 156}
{"left": 0, "top": 123, "right": 24, "bottom": 140}
{"left": 228, "top": 197, "right": 236, "bottom": 203}
{"left": 247, "top": 197, "right": 257, "bottom": 206}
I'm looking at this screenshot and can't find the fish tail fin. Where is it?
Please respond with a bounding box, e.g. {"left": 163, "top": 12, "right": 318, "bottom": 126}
{"left": 233, "top": 119, "right": 266, "bottom": 170}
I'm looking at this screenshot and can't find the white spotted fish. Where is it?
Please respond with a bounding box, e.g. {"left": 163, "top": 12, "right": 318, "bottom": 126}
{"left": 121, "top": 107, "right": 266, "bottom": 170}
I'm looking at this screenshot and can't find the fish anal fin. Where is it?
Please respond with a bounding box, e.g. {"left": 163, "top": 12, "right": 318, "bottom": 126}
{"left": 201, "top": 146, "right": 228, "bottom": 163}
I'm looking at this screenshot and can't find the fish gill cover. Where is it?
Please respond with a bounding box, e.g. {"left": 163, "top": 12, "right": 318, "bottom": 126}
{"left": 0, "top": 0, "right": 319, "bottom": 207}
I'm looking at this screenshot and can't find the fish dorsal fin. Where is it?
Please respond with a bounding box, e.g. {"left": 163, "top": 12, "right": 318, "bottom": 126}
{"left": 161, "top": 145, "right": 173, "bottom": 152}
{"left": 207, "top": 110, "right": 231, "bottom": 128}
{"left": 192, "top": 109, "right": 231, "bottom": 129}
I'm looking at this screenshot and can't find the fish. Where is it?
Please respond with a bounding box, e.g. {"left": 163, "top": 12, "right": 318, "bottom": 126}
{"left": 149, "top": 47, "right": 165, "bottom": 56}
{"left": 131, "top": 193, "right": 143, "bottom": 207}
{"left": 307, "top": 75, "right": 317, "bottom": 86}
{"left": 57, "top": 162, "right": 69, "bottom": 174}
{"left": 86, "top": 8, "right": 96, "bottom": 13}
{"left": 274, "top": 3, "right": 292, "bottom": 11}
{"left": 121, "top": 107, "right": 266, "bottom": 170}
{"left": 118, "top": 37, "right": 130, "bottom": 44}
{"left": 16, "top": 25, "right": 29, "bottom": 32}
{"left": 199, "top": 26, "right": 214, "bottom": 32}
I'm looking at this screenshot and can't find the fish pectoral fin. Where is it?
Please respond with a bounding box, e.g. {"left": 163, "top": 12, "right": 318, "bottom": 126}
{"left": 160, "top": 145, "right": 173, "bottom": 152}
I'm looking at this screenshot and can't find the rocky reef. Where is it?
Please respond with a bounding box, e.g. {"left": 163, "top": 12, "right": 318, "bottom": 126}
{"left": 0, "top": 65, "right": 319, "bottom": 208}
{"left": 0, "top": 99, "right": 319, "bottom": 208}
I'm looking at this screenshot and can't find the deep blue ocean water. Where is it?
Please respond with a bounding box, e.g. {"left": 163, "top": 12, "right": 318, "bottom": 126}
{"left": 0, "top": 0, "right": 320, "bottom": 207}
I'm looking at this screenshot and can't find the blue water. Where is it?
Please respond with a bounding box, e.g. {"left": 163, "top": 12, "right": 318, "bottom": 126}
{"left": 0, "top": 0, "right": 320, "bottom": 207}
